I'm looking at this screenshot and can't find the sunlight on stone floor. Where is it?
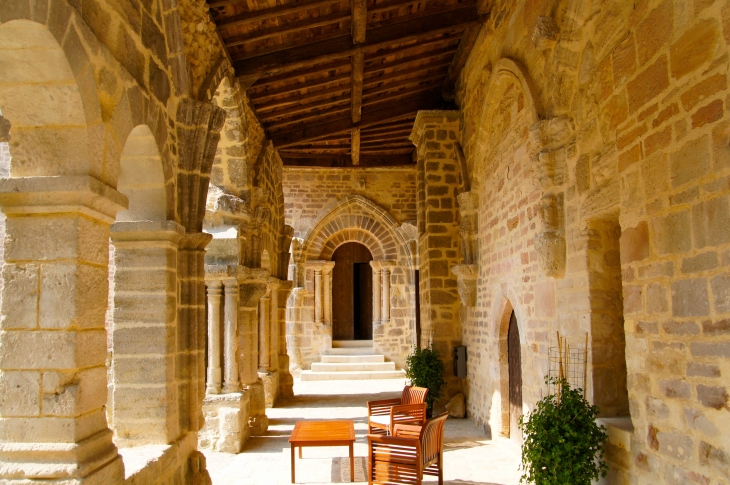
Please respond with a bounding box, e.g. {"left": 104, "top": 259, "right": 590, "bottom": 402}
{"left": 203, "top": 379, "right": 522, "bottom": 485}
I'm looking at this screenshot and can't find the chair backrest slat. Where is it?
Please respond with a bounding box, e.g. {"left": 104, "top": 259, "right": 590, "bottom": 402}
{"left": 402, "top": 385, "right": 429, "bottom": 405}
{"left": 420, "top": 412, "right": 448, "bottom": 465}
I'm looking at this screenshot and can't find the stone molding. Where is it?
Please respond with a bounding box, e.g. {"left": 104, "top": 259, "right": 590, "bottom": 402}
{"left": 0, "top": 175, "right": 128, "bottom": 223}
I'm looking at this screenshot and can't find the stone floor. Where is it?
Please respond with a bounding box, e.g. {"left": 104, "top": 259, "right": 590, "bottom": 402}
{"left": 202, "top": 378, "right": 522, "bottom": 485}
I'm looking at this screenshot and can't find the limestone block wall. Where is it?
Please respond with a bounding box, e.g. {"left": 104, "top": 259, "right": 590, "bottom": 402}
{"left": 454, "top": 0, "right": 730, "bottom": 484}
{"left": 282, "top": 167, "right": 417, "bottom": 238}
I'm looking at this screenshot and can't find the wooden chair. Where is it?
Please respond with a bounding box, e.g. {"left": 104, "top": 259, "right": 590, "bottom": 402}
{"left": 367, "top": 412, "right": 449, "bottom": 485}
{"left": 367, "top": 386, "right": 428, "bottom": 435}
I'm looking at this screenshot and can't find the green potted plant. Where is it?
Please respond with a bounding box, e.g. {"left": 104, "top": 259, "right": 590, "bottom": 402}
{"left": 519, "top": 377, "right": 608, "bottom": 485}
{"left": 404, "top": 345, "right": 446, "bottom": 416}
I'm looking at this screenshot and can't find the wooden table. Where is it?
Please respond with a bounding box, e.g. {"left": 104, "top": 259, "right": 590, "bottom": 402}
{"left": 288, "top": 420, "right": 356, "bottom": 483}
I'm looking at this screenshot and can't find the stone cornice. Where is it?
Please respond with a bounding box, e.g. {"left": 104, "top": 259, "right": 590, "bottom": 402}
{"left": 111, "top": 220, "right": 185, "bottom": 244}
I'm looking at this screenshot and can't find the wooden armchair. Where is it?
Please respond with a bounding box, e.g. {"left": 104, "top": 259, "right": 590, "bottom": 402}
{"left": 367, "top": 386, "right": 428, "bottom": 435}
{"left": 367, "top": 412, "right": 449, "bottom": 485}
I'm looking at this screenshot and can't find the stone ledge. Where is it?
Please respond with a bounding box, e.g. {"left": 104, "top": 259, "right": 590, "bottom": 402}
{"left": 597, "top": 417, "right": 634, "bottom": 452}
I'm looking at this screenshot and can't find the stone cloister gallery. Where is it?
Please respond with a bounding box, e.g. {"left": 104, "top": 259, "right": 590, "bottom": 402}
{"left": 0, "top": 0, "right": 728, "bottom": 483}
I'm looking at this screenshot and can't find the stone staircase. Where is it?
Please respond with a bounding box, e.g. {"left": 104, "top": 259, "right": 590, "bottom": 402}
{"left": 300, "top": 341, "right": 407, "bottom": 381}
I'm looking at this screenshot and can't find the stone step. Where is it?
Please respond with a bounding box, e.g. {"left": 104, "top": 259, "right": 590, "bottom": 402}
{"left": 311, "top": 361, "right": 396, "bottom": 372}
{"left": 300, "top": 369, "right": 407, "bottom": 381}
{"left": 325, "top": 347, "right": 376, "bottom": 355}
{"left": 332, "top": 340, "right": 373, "bottom": 348}
{"left": 321, "top": 355, "right": 385, "bottom": 363}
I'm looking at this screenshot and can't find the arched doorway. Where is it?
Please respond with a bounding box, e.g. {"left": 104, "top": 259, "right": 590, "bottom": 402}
{"left": 332, "top": 242, "right": 373, "bottom": 340}
{"left": 508, "top": 310, "right": 522, "bottom": 440}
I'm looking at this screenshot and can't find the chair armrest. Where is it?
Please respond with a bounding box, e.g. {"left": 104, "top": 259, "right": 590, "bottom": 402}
{"left": 368, "top": 398, "right": 402, "bottom": 416}
{"left": 367, "top": 433, "right": 419, "bottom": 447}
{"left": 392, "top": 423, "right": 423, "bottom": 438}
{"left": 390, "top": 402, "right": 427, "bottom": 427}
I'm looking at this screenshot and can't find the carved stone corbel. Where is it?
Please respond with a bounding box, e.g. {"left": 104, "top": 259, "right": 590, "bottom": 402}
{"left": 451, "top": 264, "right": 478, "bottom": 307}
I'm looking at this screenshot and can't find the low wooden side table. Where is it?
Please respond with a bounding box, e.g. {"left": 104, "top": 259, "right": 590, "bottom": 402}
{"left": 289, "top": 419, "right": 356, "bottom": 483}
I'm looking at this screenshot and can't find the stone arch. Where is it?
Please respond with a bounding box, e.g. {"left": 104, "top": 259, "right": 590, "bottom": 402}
{"left": 199, "top": 57, "right": 235, "bottom": 103}
{"left": 116, "top": 125, "right": 168, "bottom": 221}
{"left": 0, "top": 19, "right": 100, "bottom": 177}
{"left": 303, "top": 195, "right": 409, "bottom": 265}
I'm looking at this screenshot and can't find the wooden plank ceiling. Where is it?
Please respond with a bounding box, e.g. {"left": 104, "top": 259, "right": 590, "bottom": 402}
{"left": 208, "top": 0, "right": 485, "bottom": 167}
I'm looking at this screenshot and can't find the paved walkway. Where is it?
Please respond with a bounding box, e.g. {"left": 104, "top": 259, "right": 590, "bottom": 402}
{"left": 203, "top": 379, "right": 522, "bottom": 485}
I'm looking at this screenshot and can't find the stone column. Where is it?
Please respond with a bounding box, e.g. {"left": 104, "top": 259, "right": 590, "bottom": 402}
{"left": 314, "top": 266, "right": 323, "bottom": 324}
{"left": 178, "top": 232, "right": 213, "bottom": 433}
{"left": 206, "top": 280, "right": 223, "bottom": 394}
{"left": 323, "top": 262, "right": 335, "bottom": 325}
{"left": 278, "top": 281, "right": 295, "bottom": 398}
{"left": 370, "top": 261, "right": 382, "bottom": 325}
{"left": 110, "top": 220, "right": 184, "bottom": 447}
{"left": 258, "top": 291, "right": 271, "bottom": 371}
{"left": 381, "top": 263, "right": 392, "bottom": 324}
{"left": 0, "top": 176, "right": 126, "bottom": 482}
{"left": 222, "top": 278, "right": 240, "bottom": 393}
{"left": 238, "top": 268, "right": 270, "bottom": 435}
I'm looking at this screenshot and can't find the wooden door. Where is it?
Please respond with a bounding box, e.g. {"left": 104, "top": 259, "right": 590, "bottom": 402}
{"left": 354, "top": 263, "right": 372, "bottom": 340}
{"left": 332, "top": 242, "right": 373, "bottom": 340}
{"left": 508, "top": 311, "right": 522, "bottom": 440}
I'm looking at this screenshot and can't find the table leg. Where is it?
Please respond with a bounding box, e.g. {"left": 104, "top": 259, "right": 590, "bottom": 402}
{"left": 349, "top": 442, "right": 354, "bottom": 482}
{"left": 299, "top": 446, "right": 302, "bottom": 459}
{"left": 291, "top": 445, "right": 295, "bottom": 483}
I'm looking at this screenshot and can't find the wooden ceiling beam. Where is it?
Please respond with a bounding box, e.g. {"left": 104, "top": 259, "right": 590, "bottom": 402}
{"left": 360, "top": 148, "right": 413, "bottom": 155}
{"left": 280, "top": 153, "right": 413, "bottom": 167}
{"left": 365, "top": 51, "right": 454, "bottom": 80}
{"left": 363, "top": 73, "right": 446, "bottom": 97}
{"left": 361, "top": 140, "right": 413, "bottom": 148}
{"left": 248, "top": 60, "right": 349, "bottom": 94}
{"left": 362, "top": 83, "right": 441, "bottom": 105}
{"left": 250, "top": 75, "right": 350, "bottom": 104}
{"left": 258, "top": 98, "right": 351, "bottom": 122}
{"left": 261, "top": 102, "right": 351, "bottom": 125}
{"left": 271, "top": 93, "right": 443, "bottom": 147}
{"left": 360, "top": 131, "right": 412, "bottom": 140}
{"left": 232, "top": 5, "right": 479, "bottom": 79}
{"left": 266, "top": 106, "right": 353, "bottom": 132}
{"left": 254, "top": 84, "right": 351, "bottom": 112}
{"left": 351, "top": 128, "right": 360, "bottom": 165}
{"left": 351, "top": 49, "right": 364, "bottom": 123}
{"left": 225, "top": 12, "right": 349, "bottom": 48}
{"left": 216, "top": 0, "right": 336, "bottom": 29}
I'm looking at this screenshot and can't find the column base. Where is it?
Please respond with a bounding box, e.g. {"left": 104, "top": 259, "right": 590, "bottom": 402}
{"left": 0, "top": 430, "right": 124, "bottom": 483}
{"left": 199, "top": 392, "right": 250, "bottom": 454}
{"left": 258, "top": 370, "right": 279, "bottom": 408}
{"left": 245, "top": 381, "right": 269, "bottom": 436}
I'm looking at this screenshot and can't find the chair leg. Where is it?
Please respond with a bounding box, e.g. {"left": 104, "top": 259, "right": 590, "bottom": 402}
{"left": 438, "top": 453, "right": 443, "bottom": 485}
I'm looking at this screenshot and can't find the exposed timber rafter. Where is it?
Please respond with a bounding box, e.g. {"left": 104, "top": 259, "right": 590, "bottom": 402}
{"left": 232, "top": 5, "right": 480, "bottom": 80}
{"left": 271, "top": 93, "right": 443, "bottom": 147}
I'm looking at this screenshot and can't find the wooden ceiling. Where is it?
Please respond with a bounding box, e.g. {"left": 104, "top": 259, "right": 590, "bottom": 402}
{"left": 208, "top": 0, "right": 486, "bottom": 167}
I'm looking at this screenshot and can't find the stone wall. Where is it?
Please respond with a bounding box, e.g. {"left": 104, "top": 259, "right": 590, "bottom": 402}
{"left": 455, "top": 0, "right": 730, "bottom": 483}
{"left": 282, "top": 167, "right": 417, "bottom": 238}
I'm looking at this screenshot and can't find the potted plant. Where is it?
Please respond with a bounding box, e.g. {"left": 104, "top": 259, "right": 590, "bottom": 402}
{"left": 404, "top": 345, "right": 446, "bottom": 416}
{"left": 519, "top": 377, "right": 608, "bottom": 485}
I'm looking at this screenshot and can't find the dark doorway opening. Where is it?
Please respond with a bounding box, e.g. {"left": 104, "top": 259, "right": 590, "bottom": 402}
{"left": 332, "top": 242, "right": 373, "bottom": 340}
{"left": 508, "top": 311, "right": 522, "bottom": 440}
